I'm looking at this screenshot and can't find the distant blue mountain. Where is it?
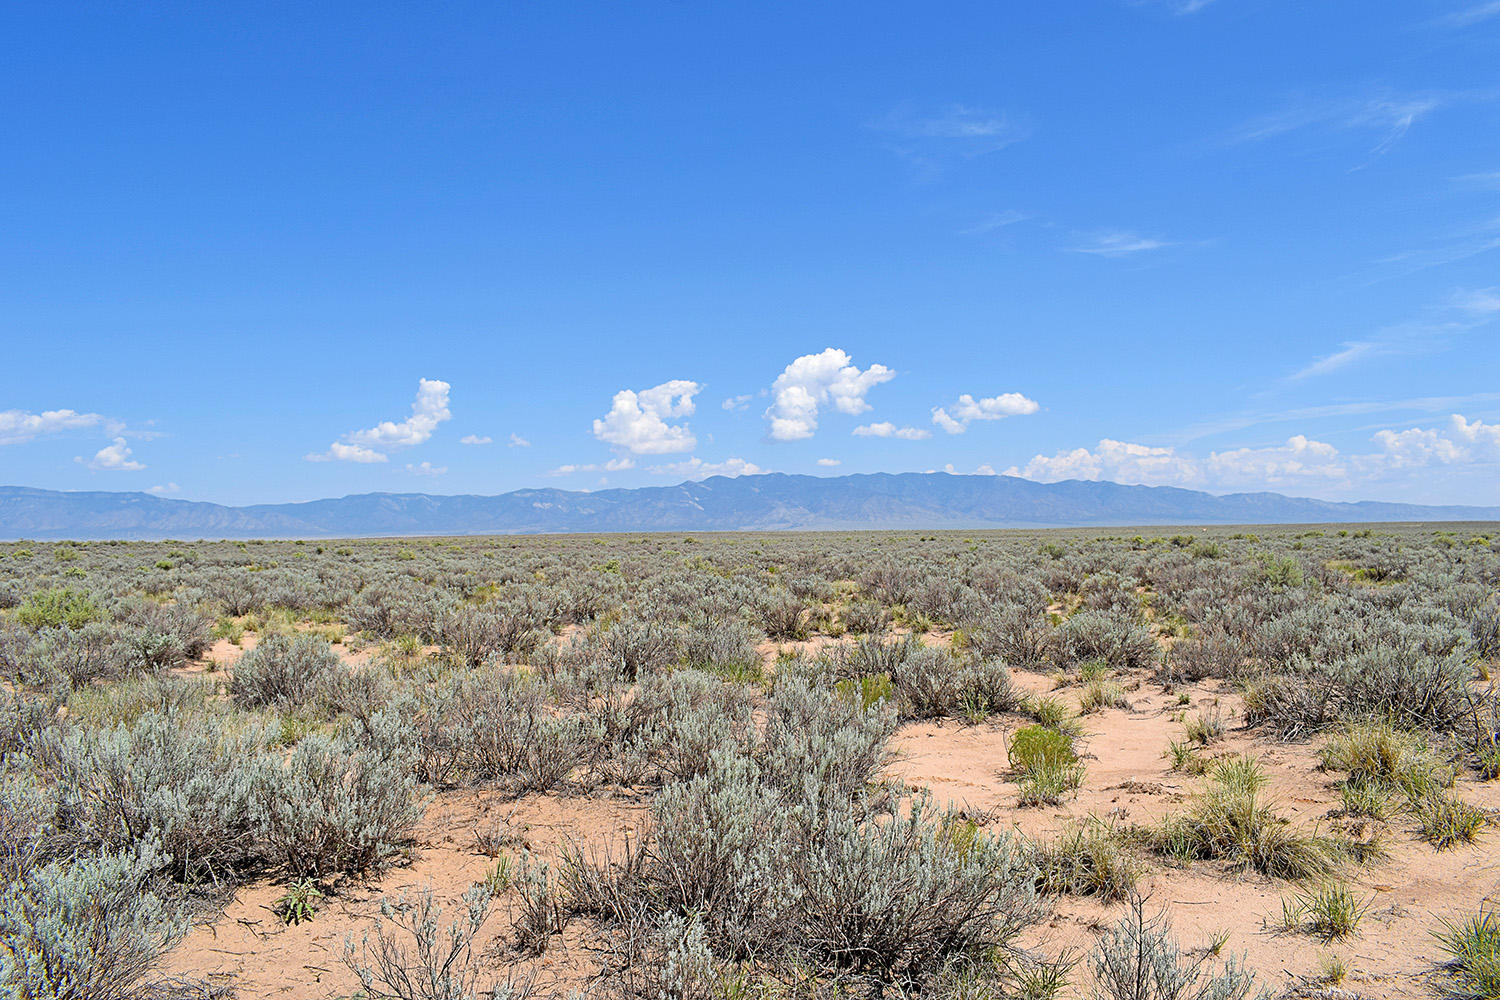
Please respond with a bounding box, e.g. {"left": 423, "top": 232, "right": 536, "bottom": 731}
{"left": 1, "top": 474, "right": 1496, "bottom": 539}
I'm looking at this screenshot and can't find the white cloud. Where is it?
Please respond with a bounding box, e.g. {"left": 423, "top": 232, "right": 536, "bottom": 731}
{"left": 932, "top": 392, "right": 1040, "bottom": 433}
{"left": 1008, "top": 414, "right": 1500, "bottom": 494}
{"left": 852, "top": 422, "right": 931, "bottom": 440}
{"left": 78, "top": 437, "right": 145, "bottom": 472}
{"left": 460, "top": 434, "right": 492, "bottom": 445}
{"left": 943, "top": 463, "right": 999, "bottom": 476}
{"left": 147, "top": 483, "right": 180, "bottom": 496}
{"left": 593, "top": 380, "right": 701, "bottom": 455}
{"left": 1233, "top": 90, "right": 1448, "bottom": 160}
{"left": 508, "top": 433, "right": 531, "bottom": 448}
{"left": 1008, "top": 439, "right": 1198, "bottom": 486}
{"left": 1452, "top": 287, "right": 1500, "bottom": 315}
{"left": 0, "top": 408, "right": 115, "bottom": 446}
{"left": 308, "top": 442, "right": 387, "bottom": 464}
{"left": 722, "top": 394, "right": 753, "bottom": 411}
{"left": 817, "top": 458, "right": 842, "bottom": 467}
{"left": 875, "top": 103, "right": 1030, "bottom": 157}
{"left": 308, "top": 378, "right": 451, "bottom": 463}
{"left": 648, "top": 456, "right": 765, "bottom": 480}
{"left": 962, "top": 209, "right": 1030, "bottom": 236}
{"left": 1204, "top": 435, "right": 1348, "bottom": 485}
{"left": 1068, "top": 231, "right": 1173, "bottom": 257}
{"left": 1288, "top": 342, "right": 1377, "bottom": 381}
{"left": 1283, "top": 289, "right": 1500, "bottom": 381}
{"left": 547, "top": 457, "right": 636, "bottom": 477}
{"left": 1441, "top": 1, "right": 1500, "bottom": 26}
{"left": 765, "top": 348, "right": 895, "bottom": 441}
{"left": 406, "top": 461, "right": 447, "bottom": 476}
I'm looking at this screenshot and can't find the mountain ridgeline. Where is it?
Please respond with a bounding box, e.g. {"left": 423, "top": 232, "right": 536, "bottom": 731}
{"left": 2, "top": 473, "right": 1497, "bottom": 540}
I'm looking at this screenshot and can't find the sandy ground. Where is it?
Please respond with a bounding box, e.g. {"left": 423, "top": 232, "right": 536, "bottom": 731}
{"left": 161, "top": 630, "right": 1500, "bottom": 999}
{"left": 891, "top": 674, "right": 1500, "bottom": 999}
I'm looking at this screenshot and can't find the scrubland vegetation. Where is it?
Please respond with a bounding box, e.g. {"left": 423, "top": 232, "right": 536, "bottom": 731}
{"left": 0, "top": 523, "right": 1497, "bottom": 999}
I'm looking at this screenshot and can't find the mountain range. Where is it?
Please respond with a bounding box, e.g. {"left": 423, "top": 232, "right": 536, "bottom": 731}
{"left": 1, "top": 474, "right": 1497, "bottom": 540}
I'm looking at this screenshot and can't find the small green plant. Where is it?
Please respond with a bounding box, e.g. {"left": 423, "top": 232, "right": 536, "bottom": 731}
{"left": 1153, "top": 762, "right": 1340, "bottom": 880}
{"left": 835, "top": 672, "right": 894, "bottom": 712}
{"left": 276, "top": 879, "right": 324, "bottom": 925}
{"left": 1205, "top": 929, "right": 1230, "bottom": 956}
{"left": 484, "top": 854, "right": 514, "bottom": 894}
{"left": 16, "top": 587, "right": 105, "bottom": 630}
{"left": 1017, "top": 760, "right": 1086, "bottom": 806}
{"left": 1317, "top": 951, "right": 1348, "bottom": 985}
{"left": 1011, "top": 950, "right": 1078, "bottom": 1000}
{"left": 1009, "top": 725, "right": 1078, "bottom": 773}
{"left": 1079, "top": 679, "right": 1130, "bottom": 714}
{"left": 1209, "top": 755, "right": 1268, "bottom": 796}
{"left": 1033, "top": 822, "right": 1139, "bottom": 901}
{"left": 1434, "top": 908, "right": 1500, "bottom": 1000}
{"left": 1182, "top": 708, "right": 1224, "bottom": 745}
{"left": 1415, "top": 792, "right": 1487, "bottom": 850}
{"left": 1281, "top": 881, "right": 1370, "bottom": 940}
{"left": 1166, "top": 740, "right": 1208, "bottom": 775}
{"left": 1339, "top": 775, "right": 1397, "bottom": 820}
{"left": 1023, "top": 694, "right": 1078, "bottom": 732}
{"left": 1479, "top": 747, "right": 1500, "bottom": 781}
{"left": 1078, "top": 659, "right": 1108, "bottom": 683}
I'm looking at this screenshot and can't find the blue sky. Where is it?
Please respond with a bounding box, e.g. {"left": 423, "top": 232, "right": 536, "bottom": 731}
{"left": 3, "top": 1, "right": 1498, "bottom": 505}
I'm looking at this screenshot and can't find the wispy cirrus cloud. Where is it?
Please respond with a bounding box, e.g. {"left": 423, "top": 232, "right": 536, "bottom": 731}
{"left": 1283, "top": 288, "right": 1500, "bottom": 382}
{"left": 1287, "top": 342, "right": 1380, "bottom": 381}
{"left": 1230, "top": 88, "right": 1500, "bottom": 166}
{"left": 1439, "top": 1, "right": 1500, "bottom": 27}
{"left": 1130, "top": 0, "right": 1219, "bottom": 14}
{"left": 872, "top": 102, "right": 1031, "bottom": 176}
{"left": 1067, "top": 231, "right": 1175, "bottom": 257}
{"left": 1174, "top": 391, "right": 1500, "bottom": 443}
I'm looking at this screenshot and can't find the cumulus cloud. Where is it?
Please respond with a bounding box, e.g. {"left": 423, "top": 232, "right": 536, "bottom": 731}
{"left": 722, "top": 394, "right": 753, "bottom": 412}
{"left": 942, "top": 463, "right": 999, "bottom": 476}
{"left": 508, "top": 433, "right": 531, "bottom": 448}
{"left": 932, "top": 392, "right": 1040, "bottom": 434}
{"left": 460, "top": 434, "right": 492, "bottom": 445}
{"left": 308, "top": 378, "right": 452, "bottom": 463}
{"left": 593, "top": 380, "right": 701, "bottom": 455}
{"left": 147, "top": 483, "right": 180, "bottom": 495}
{"left": 309, "top": 442, "right": 387, "bottom": 464}
{"left": 648, "top": 456, "right": 765, "bottom": 480}
{"left": 1007, "top": 414, "right": 1500, "bottom": 494}
{"left": 817, "top": 458, "right": 842, "bottom": 467}
{"left": 853, "top": 422, "right": 931, "bottom": 440}
{"left": 1008, "top": 439, "right": 1198, "bottom": 486}
{"left": 0, "top": 408, "right": 117, "bottom": 446}
{"left": 547, "top": 457, "right": 636, "bottom": 476}
{"left": 78, "top": 437, "right": 145, "bottom": 472}
{"left": 406, "top": 461, "right": 447, "bottom": 476}
{"left": 765, "top": 349, "right": 895, "bottom": 441}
